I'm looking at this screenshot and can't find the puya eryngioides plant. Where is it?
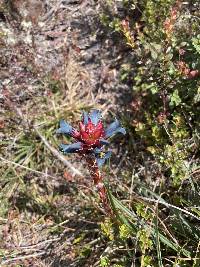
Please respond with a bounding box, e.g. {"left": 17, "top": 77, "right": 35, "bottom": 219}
{"left": 57, "top": 110, "right": 126, "bottom": 214}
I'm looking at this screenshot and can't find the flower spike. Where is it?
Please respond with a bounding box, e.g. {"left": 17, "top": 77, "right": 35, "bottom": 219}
{"left": 57, "top": 109, "right": 126, "bottom": 215}
{"left": 57, "top": 111, "right": 125, "bottom": 166}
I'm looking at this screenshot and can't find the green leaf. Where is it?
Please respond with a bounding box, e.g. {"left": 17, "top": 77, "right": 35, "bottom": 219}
{"left": 170, "top": 90, "right": 182, "bottom": 107}
{"left": 155, "top": 209, "right": 163, "bottom": 267}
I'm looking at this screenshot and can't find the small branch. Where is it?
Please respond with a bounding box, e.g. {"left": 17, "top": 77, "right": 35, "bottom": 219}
{"left": 1, "top": 252, "right": 45, "bottom": 265}
{"left": 19, "top": 237, "right": 60, "bottom": 250}
{"left": 42, "top": 0, "right": 63, "bottom": 22}
{"left": 114, "top": 151, "right": 128, "bottom": 175}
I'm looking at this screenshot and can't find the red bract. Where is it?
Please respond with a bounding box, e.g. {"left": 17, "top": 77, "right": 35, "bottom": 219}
{"left": 57, "top": 109, "right": 125, "bottom": 167}
{"left": 79, "top": 120, "right": 105, "bottom": 146}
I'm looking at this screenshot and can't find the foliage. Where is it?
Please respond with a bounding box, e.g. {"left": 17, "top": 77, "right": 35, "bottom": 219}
{"left": 1, "top": 0, "right": 200, "bottom": 266}
{"left": 101, "top": 0, "right": 199, "bottom": 181}
{"left": 98, "top": 0, "right": 200, "bottom": 266}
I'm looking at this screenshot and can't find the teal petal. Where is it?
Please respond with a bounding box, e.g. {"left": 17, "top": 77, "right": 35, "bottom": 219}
{"left": 95, "top": 151, "right": 112, "bottom": 167}
{"left": 105, "top": 119, "right": 126, "bottom": 138}
{"left": 89, "top": 110, "right": 102, "bottom": 125}
{"left": 60, "top": 142, "right": 82, "bottom": 154}
{"left": 99, "top": 139, "right": 109, "bottom": 146}
{"left": 56, "top": 120, "right": 73, "bottom": 135}
{"left": 82, "top": 111, "right": 89, "bottom": 125}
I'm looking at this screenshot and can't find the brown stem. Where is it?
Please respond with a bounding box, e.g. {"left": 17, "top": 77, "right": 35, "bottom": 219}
{"left": 86, "top": 156, "right": 112, "bottom": 215}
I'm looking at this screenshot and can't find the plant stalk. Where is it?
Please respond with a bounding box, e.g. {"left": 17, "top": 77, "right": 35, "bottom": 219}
{"left": 86, "top": 156, "right": 112, "bottom": 215}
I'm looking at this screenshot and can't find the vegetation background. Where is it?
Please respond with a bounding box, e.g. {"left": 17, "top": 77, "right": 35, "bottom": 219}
{"left": 0, "top": 0, "right": 200, "bottom": 266}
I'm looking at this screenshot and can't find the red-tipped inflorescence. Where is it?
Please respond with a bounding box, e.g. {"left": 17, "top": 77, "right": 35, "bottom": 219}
{"left": 57, "top": 109, "right": 126, "bottom": 214}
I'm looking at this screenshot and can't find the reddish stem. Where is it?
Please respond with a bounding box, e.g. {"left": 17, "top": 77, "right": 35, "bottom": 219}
{"left": 86, "top": 156, "right": 112, "bottom": 215}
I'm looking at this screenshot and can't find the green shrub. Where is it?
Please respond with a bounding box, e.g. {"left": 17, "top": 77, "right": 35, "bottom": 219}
{"left": 99, "top": 1, "right": 200, "bottom": 266}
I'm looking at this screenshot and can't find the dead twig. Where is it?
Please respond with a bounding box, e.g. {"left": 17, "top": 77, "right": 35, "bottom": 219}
{"left": 4, "top": 97, "right": 83, "bottom": 178}
{"left": 1, "top": 252, "right": 46, "bottom": 266}
{"left": 42, "top": 0, "right": 63, "bottom": 22}
{"left": 19, "top": 237, "right": 61, "bottom": 250}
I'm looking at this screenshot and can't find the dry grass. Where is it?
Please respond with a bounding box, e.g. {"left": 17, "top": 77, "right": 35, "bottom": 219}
{"left": 0, "top": 9, "right": 107, "bottom": 264}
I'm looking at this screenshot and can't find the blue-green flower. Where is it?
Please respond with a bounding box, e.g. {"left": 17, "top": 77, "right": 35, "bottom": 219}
{"left": 57, "top": 109, "right": 126, "bottom": 167}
